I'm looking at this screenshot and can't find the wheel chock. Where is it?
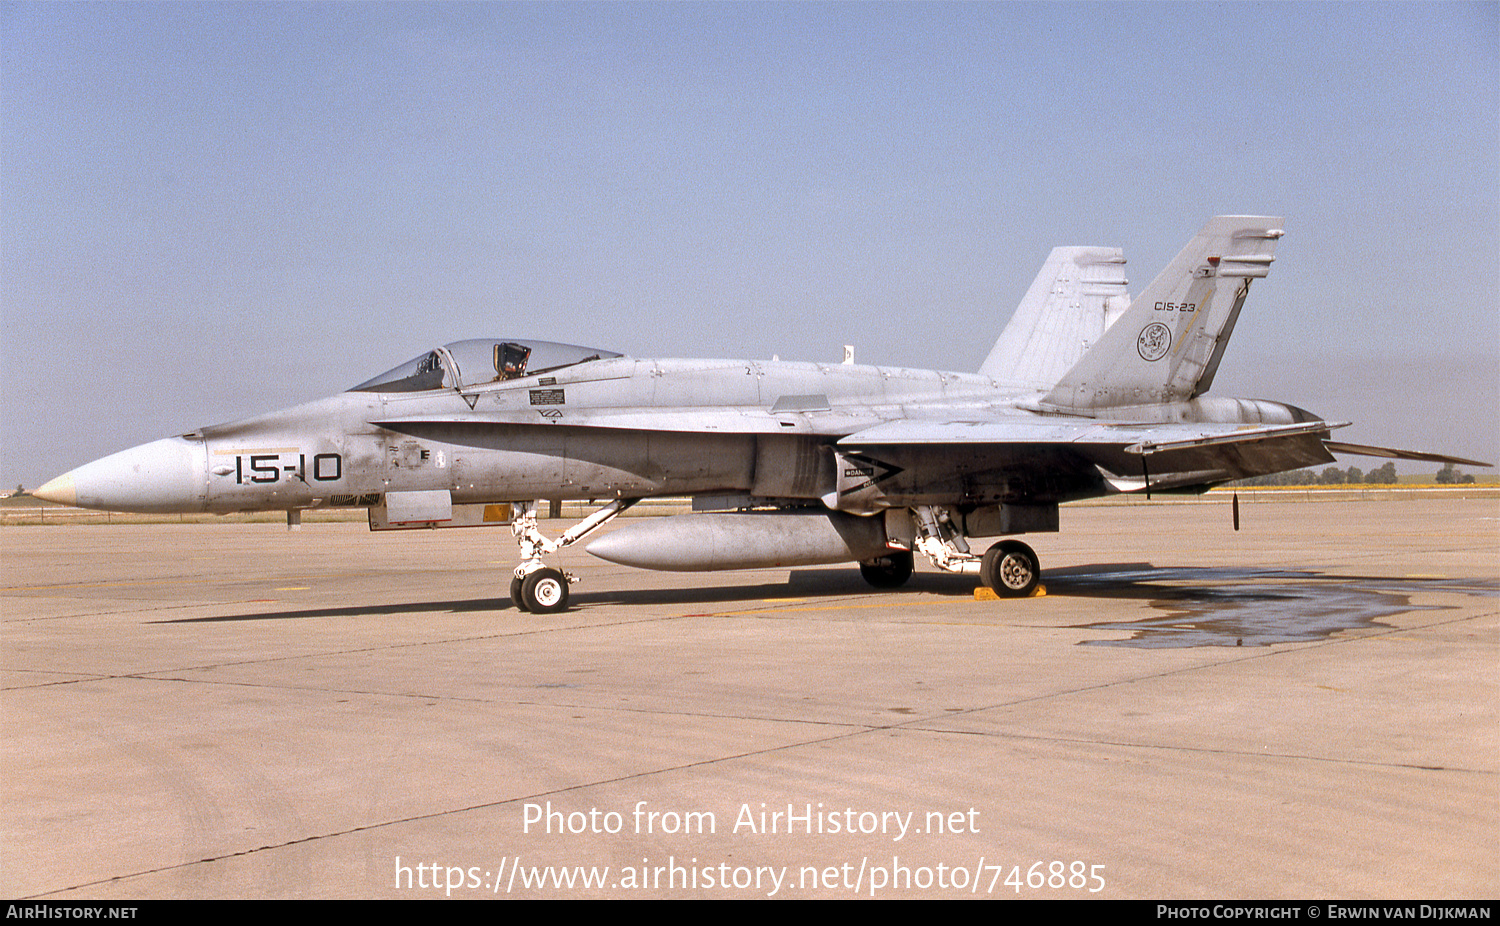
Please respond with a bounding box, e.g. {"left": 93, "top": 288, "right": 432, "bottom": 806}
{"left": 973, "top": 584, "right": 1046, "bottom": 601}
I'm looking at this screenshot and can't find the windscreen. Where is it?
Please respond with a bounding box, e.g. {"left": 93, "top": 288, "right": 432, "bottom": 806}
{"left": 351, "top": 339, "right": 622, "bottom": 392}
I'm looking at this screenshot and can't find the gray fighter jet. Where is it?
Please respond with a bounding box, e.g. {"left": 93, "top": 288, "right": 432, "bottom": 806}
{"left": 34, "top": 216, "right": 1487, "bottom": 612}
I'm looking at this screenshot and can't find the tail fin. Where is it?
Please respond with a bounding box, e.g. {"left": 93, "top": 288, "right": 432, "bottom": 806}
{"left": 979, "top": 246, "right": 1130, "bottom": 389}
{"left": 1040, "top": 216, "right": 1283, "bottom": 412}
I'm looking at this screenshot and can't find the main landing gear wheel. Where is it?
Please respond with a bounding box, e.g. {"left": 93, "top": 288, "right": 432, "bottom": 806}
{"left": 517, "top": 568, "right": 570, "bottom": 613}
{"left": 510, "top": 575, "right": 529, "bottom": 612}
{"left": 859, "top": 550, "right": 914, "bottom": 588}
{"left": 981, "top": 540, "right": 1040, "bottom": 597}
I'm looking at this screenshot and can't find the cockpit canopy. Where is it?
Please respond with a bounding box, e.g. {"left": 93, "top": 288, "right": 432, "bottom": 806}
{"left": 350, "top": 339, "right": 623, "bottom": 393}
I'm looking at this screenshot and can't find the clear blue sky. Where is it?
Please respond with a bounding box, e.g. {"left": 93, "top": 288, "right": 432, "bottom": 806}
{"left": 4, "top": 2, "right": 1497, "bottom": 489}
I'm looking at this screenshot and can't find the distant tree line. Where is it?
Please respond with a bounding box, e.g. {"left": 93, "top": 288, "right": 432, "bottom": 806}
{"left": 1433, "top": 462, "right": 1477, "bottom": 484}
{"left": 1232, "top": 461, "right": 1475, "bottom": 487}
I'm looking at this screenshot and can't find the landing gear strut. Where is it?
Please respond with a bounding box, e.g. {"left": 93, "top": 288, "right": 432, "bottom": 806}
{"left": 509, "top": 498, "right": 638, "bottom": 613}
{"left": 906, "top": 505, "right": 1042, "bottom": 598}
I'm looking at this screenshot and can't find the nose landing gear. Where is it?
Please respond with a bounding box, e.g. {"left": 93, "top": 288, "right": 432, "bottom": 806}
{"left": 508, "top": 498, "right": 638, "bottom": 613}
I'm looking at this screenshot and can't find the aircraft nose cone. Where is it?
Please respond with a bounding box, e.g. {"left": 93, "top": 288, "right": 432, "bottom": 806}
{"left": 35, "top": 436, "right": 209, "bottom": 513}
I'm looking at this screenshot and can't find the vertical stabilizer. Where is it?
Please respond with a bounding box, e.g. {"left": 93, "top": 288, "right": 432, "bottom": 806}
{"left": 1040, "top": 216, "right": 1283, "bottom": 411}
{"left": 979, "top": 246, "right": 1130, "bottom": 390}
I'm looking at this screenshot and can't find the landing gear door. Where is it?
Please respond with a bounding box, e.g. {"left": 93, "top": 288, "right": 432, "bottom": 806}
{"left": 369, "top": 493, "right": 516, "bottom": 531}
{"left": 381, "top": 489, "right": 452, "bottom": 525}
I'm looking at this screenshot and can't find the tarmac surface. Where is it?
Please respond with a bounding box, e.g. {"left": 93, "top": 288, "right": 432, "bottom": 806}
{"left": 2, "top": 495, "right": 1496, "bottom": 899}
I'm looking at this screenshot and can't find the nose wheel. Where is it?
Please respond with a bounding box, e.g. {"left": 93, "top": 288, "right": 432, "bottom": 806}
{"left": 513, "top": 567, "right": 570, "bottom": 613}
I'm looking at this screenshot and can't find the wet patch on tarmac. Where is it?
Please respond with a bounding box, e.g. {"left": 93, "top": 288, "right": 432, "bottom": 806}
{"left": 1048, "top": 566, "right": 1499, "bottom": 649}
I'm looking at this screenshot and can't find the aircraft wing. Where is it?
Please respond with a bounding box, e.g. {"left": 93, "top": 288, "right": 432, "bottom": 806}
{"left": 836, "top": 418, "right": 1342, "bottom": 449}
{"left": 837, "top": 418, "right": 1490, "bottom": 489}
{"left": 836, "top": 417, "right": 1345, "bottom": 487}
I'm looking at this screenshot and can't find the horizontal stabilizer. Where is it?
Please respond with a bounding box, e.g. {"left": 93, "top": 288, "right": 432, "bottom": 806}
{"left": 1323, "top": 441, "right": 1491, "bottom": 468}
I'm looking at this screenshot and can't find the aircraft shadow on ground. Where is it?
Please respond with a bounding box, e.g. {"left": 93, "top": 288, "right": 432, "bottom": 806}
{"left": 161, "top": 576, "right": 884, "bottom": 623}
{"left": 160, "top": 566, "right": 1493, "bottom": 648}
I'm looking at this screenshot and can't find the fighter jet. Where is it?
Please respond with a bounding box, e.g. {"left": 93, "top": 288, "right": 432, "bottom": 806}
{"left": 33, "top": 216, "right": 1488, "bottom": 612}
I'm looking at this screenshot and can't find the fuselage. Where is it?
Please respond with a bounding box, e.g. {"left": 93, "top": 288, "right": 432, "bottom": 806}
{"left": 35, "top": 348, "right": 1317, "bottom": 516}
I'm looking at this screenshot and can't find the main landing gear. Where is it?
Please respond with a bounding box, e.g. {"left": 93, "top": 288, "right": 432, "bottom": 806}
{"left": 858, "top": 550, "right": 915, "bottom": 588}
{"left": 879, "top": 505, "right": 1041, "bottom": 598}
{"left": 509, "top": 498, "right": 638, "bottom": 613}
{"left": 980, "top": 539, "right": 1040, "bottom": 597}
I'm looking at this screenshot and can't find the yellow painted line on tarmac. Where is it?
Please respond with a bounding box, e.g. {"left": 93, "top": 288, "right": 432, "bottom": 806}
{"left": 5, "top": 574, "right": 341, "bottom": 593}
{"left": 3, "top": 578, "right": 225, "bottom": 592}
{"left": 687, "top": 601, "right": 916, "bottom": 618}
{"left": 691, "top": 597, "right": 982, "bottom": 618}
{"left": 692, "top": 585, "right": 1056, "bottom": 618}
